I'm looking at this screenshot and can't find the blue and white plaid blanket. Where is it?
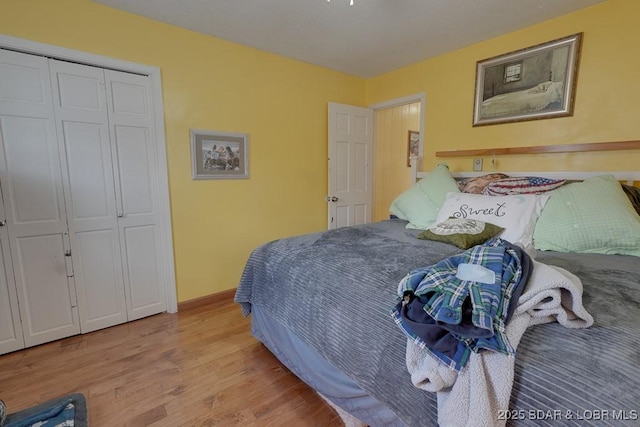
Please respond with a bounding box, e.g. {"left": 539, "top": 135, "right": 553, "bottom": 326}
{"left": 392, "top": 238, "right": 528, "bottom": 371}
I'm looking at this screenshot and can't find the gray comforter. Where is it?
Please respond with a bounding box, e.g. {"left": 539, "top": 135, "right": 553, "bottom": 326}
{"left": 235, "top": 219, "right": 640, "bottom": 426}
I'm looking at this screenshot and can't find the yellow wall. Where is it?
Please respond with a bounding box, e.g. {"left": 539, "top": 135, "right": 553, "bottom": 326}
{"left": 0, "top": 0, "right": 365, "bottom": 301}
{"left": 367, "top": 0, "right": 640, "bottom": 174}
{"left": 373, "top": 102, "right": 420, "bottom": 221}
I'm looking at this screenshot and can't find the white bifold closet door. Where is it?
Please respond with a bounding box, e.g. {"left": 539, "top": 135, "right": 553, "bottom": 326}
{"left": 49, "top": 59, "right": 127, "bottom": 333}
{"left": 0, "top": 50, "right": 80, "bottom": 348}
{"left": 103, "top": 69, "right": 165, "bottom": 321}
{"left": 0, "top": 48, "right": 166, "bottom": 350}
{"left": 49, "top": 59, "right": 166, "bottom": 333}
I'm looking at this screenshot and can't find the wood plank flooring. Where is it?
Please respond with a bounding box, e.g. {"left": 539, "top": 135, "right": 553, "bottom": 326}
{"left": 0, "top": 297, "right": 343, "bottom": 426}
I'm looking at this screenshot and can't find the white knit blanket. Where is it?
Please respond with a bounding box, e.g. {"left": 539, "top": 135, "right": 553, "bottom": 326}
{"left": 405, "top": 260, "right": 594, "bottom": 427}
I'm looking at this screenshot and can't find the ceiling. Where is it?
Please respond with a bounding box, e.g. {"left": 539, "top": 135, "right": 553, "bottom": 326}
{"left": 93, "top": 0, "right": 605, "bottom": 78}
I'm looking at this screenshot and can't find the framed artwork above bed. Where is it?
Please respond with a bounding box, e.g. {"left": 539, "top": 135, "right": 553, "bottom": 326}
{"left": 472, "top": 33, "right": 582, "bottom": 126}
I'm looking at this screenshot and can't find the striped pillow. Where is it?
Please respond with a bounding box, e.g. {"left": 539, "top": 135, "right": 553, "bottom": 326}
{"left": 483, "top": 176, "right": 566, "bottom": 196}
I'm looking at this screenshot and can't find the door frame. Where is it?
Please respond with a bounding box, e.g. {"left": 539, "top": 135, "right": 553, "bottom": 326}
{"left": 0, "top": 34, "right": 178, "bottom": 313}
{"left": 370, "top": 91, "right": 426, "bottom": 160}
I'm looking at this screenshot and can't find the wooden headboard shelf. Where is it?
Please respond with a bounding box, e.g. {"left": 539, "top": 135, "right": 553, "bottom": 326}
{"left": 435, "top": 140, "right": 640, "bottom": 158}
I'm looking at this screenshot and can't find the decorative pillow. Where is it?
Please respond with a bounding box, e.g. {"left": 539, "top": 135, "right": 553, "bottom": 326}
{"left": 622, "top": 183, "right": 640, "bottom": 216}
{"left": 456, "top": 173, "right": 509, "bottom": 194}
{"left": 389, "top": 164, "right": 460, "bottom": 229}
{"left": 483, "top": 176, "right": 566, "bottom": 196}
{"left": 533, "top": 175, "right": 640, "bottom": 256}
{"left": 436, "top": 192, "right": 549, "bottom": 248}
{"left": 417, "top": 218, "right": 504, "bottom": 249}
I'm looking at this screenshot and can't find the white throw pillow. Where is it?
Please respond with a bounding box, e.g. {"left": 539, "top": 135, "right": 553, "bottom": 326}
{"left": 435, "top": 192, "right": 549, "bottom": 248}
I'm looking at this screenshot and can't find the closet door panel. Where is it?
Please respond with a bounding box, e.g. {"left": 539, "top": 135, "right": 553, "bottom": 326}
{"left": 110, "top": 80, "right": 148, "bottom": 116}
{"left": 106, "top": 70, "right": 166, "bottom": 319}
{"left": 0, "top": 49, "right": 52, "bottom": 118}
{"left": 57, "top": 72, "right": 104, "bottom": 112}
{"left": 62, "top": 121, "right": 114, "bottom": 219}
{"left": 0, "top": 116, "right": 66, "bottom": 233}
{"left": 13, "top": 234, "right": 79, "bottom": 347}
{"left": 50, "top": 59, "right": 127, "bottom": 333}
{"left": 0, "top": 49, "right": 79, "bottom": 348}
{"left": 115, "top": 126, "right": 154, "bottom": 215}
{"left": 0, "top": 219, "right": 23, "bottom": 354}
{"left": 114, "top": 125, "right": 164, "bottom": 318}
{"left": 122, "top": 225, "right": 162, "bottom": 319}
{"left": 59, "top": 119, "right": 126, "bottom": 331}
{"left": 73, "top": 229, "right": 125, "bottom": 331}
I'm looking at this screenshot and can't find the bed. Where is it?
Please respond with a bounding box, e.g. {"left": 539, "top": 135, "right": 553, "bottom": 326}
{"left": 234, "top": 166, "right": 640, "bottom": 426}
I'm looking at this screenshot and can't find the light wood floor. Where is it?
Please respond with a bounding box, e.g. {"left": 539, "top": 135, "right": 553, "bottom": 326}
{"left": 0, "top": 297, "right": 343, "bottom": 426}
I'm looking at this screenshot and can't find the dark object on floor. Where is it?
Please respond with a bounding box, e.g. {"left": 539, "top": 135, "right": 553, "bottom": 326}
{"left": 1, "top": 393, "right": 87, "bottom": 427}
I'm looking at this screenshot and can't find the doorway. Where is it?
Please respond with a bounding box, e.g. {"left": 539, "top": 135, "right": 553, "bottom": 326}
{"left": 371, "top": 94, "right": 424, "bottom": 222}
{"left": 327, "top": 93, "right": 425, "bottom": 228}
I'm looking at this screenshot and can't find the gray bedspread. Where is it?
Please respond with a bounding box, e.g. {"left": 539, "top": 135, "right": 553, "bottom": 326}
{"left": 235, "top": 219, "right": 640, "bottom": 426}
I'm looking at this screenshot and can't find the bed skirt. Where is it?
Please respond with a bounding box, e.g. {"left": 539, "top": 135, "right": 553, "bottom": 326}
{"left": 251, "top": 305, "right": 406, "bottom": 426}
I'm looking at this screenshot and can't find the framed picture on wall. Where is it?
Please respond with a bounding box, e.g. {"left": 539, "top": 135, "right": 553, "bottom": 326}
{"left": 190, "top": 129, "right": 249, "bottom": 179}
{"left": 472, "top": 33, "right": 582, "bottom": 126}
{"left": 407, "top": 130, "right": 420, "bottom": 167}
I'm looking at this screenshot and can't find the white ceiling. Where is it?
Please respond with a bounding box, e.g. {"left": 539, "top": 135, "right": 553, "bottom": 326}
{"left": 93, "top": 0, "right": 604, "bottom": 78}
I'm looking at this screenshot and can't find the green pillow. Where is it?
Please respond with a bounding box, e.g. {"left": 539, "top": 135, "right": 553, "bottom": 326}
{"left": 389, "top": 164, "right": 460, "bottom": 229}
{"left": 533, "top": 174, "right": 640, "bottom": 256}
{"left": 417, "top": 218, "right": 504, "bottom": 249}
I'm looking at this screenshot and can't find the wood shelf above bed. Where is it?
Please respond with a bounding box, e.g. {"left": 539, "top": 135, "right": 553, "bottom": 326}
{"left": 435, "top": 140, "right": 640, "bottom": 158}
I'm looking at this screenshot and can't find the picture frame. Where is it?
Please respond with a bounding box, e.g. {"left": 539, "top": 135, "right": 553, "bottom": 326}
{"left": 472, "top": 33, "right": 582, "bottom": 126}
{"left": 190, "top": 129, "right": 249, "bottom": 180}
{"left": 407, "top": 130, "right": 420, "bottom": 167}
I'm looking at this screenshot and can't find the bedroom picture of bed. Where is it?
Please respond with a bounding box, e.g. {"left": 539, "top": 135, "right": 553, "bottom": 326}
{"left": 6, "top": 1, "right": 640, "bottom": 425}
{"left": 473, "top": 33, "right": 582, "bottom": 126}
{"left": 235, "top": 160, "right": 640, "bottom": 426}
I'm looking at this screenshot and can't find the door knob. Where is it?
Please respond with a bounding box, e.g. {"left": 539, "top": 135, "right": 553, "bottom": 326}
{"left": 325, "top": 196, "right": 339, "bottom": 202}
{"left": 0, "top": 220, "right": 5, "bottom": 227}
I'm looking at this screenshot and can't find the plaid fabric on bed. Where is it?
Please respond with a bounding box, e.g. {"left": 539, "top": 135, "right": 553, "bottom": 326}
{"left": 392, "top": 238, "right": 527, "bottom": 371}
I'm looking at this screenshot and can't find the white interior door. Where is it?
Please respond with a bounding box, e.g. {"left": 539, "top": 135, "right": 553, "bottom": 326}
{"left": 49, "top": 59, "right": 128, "bottom": 333}
{"left": 105, "top": 69, "right": 166, "bottom": 320}
{"left": 0, "top": 49, "right": 80, "bottom": 347}
{"left": 327, "top": 102, "right": 373, "bottom": 229}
